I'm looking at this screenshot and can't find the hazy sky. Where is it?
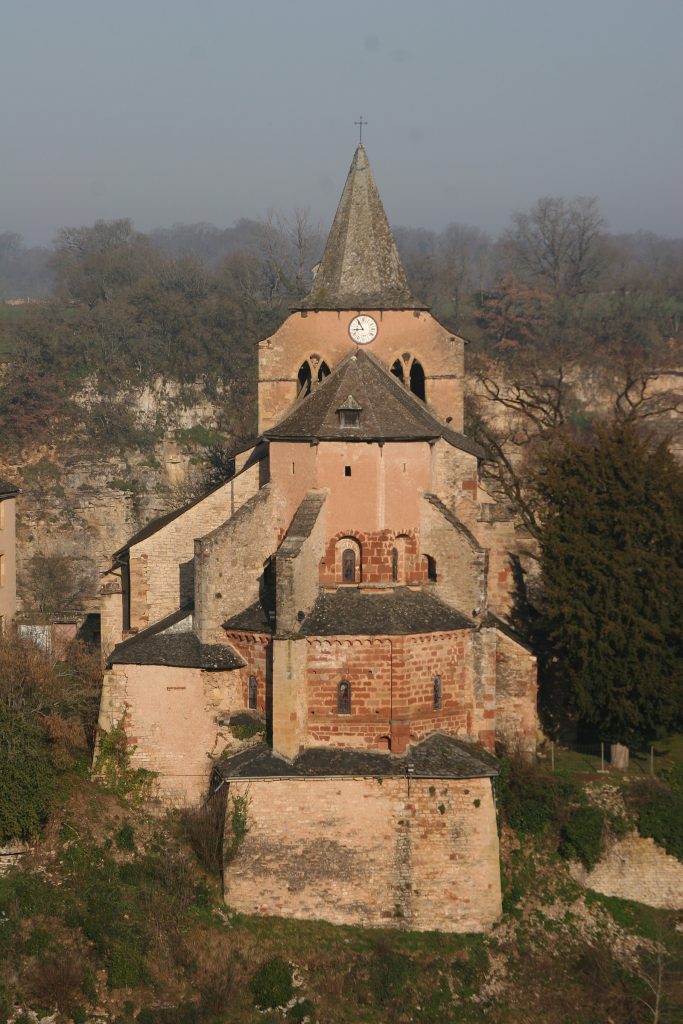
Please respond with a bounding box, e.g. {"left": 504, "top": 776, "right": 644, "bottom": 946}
{"left": 3, "top": 0, "right": 682, "bottom": 245}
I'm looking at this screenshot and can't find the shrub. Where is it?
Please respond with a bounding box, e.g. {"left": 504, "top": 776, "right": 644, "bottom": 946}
{"left": 627, "top": 765, "right": 683, "bottom": 862}
{"left": 181, "top": 798, "right": 224, "bottom": 875}
{"left": 107, "top": 942, "right": 149, "bottom": 989}
{"left": 368, "top": 945, "right": 411, "bottom": 1005}
{"left": 249, "top": 957, "right": 293, "bottom": 1009}
{"left": 497, "top": 757, "right": 575, "bottom": 836}
{"left": 0, "top": 705, "right": 56, "bottom": 842}
{"left": 560, "top": 805, "right": 605, "bottom": 869}
{"left": 115, "top": 822, "right": 136, "bottom": 851}
{"left": 93, "top": 721, "right": 156, "bottom": 802}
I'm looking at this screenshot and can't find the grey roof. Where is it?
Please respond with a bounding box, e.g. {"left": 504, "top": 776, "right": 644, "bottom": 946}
{"left": 0, "top": 478, "right": 19, "bottom": 498}
{"left": 109, "top": 625, "right": 244, "bottom": 671}
{"left": 299, "top": 144, "right": 420, "bottom": 310}
{"left": 264, "top": 349, "right": 486, "bottom": 458}
{"left": 223, "top": 600, "right": 273, "bottom": 633}
{"left": 299, "top": 586, "right": 473, "bottom": 636}
{"left": 215, "top": 732, "right": 498, "bottom": 780}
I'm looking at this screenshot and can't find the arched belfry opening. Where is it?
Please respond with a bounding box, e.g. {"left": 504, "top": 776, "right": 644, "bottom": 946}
{"left": 390, "top": 355, "right": 426, "bottom": 401}
{"left": 318, "top": 361, "right": 331, "bottom": 382}
{"left": 297, "top": 361, "right": 312, "bottom": 397}
{"left": 409, "top": 359, "right": 426, "bottom": 401}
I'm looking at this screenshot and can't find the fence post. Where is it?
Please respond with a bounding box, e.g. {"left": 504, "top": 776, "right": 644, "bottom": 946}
{"left": 601, "top": 742, "right": 604, "bottom": 772}
{"left": 551, "top": 741, "right": 555, "bottom": 772}
{"left": 650, "top": 746, "right": 654, "bottom": 775}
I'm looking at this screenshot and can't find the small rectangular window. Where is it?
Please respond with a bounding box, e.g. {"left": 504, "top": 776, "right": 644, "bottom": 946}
{"left": 0, "top": 554, "right": 5, "bottom": 587}
{"left": 344, "top": 466, "right": 351, "bottom": 477}
{"left": 0, "top": 502, "right": 5, "bottom": 529}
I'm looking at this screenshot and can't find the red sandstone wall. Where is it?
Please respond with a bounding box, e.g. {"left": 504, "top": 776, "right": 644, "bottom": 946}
{"left": 305, "top": 632, "right": 483, "bottom": 751}
{"left": 224, "top": 774, "right": 501, "bottom": 932}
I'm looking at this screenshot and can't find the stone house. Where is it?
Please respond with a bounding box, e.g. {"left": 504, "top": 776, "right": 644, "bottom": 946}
{"left": 97, "top": 144, "right": 537, "bottom": 931}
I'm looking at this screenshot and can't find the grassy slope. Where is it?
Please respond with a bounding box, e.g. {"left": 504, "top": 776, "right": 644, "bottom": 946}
{"left": 1, "top": 760, "right": 682, "bottom": 1024}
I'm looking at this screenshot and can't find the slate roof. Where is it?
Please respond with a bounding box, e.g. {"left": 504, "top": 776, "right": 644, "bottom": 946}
{"left": 299, "top": 586, "right": 473, "bottom": 636}
{"left": 215, "top": 732, "right": 498, "bottom": 780}
{"left": 223, "top": 600, "right": 274, "bottom": 634}
{"left": 0, "top": 478, "right": 19, "bottom": 498}
{"left": 109, "top": 619, "right": 244, "bottom": 670}
{"left": 264, "top": 349, "right": 486, "bottom": 458}
{"left": 299, "top": 144, "right": 421, "bottom": 310}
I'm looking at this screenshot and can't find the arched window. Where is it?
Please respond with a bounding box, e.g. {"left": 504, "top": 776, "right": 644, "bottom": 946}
{"left": 426, "top": 555, "right": 437, "bottom": 582}
{"left": 391, "top": 359, "right": 404, "bottom": 383}
{"left": 342, "top": 548, "right": 356, "bottom": 583}
{"left": 338, "top": 679, "right": 351, "bottom": 715}
{"left": 248, "top": 674, "right": 257, "bottom": 710}
{"left": 318, "top": 361, "right": 331, "bottom": 381}
{"left": 409, "top": 359, "right": 426, "bottom": 401}
{"left": 297, "top": 361, "right": 312, "bottom": 397}
{"left": 391, "top": 547, "right": 399, "bottom": 582}
{"left": 433, "top": 675, "right": 442, "bottom": 711}
{"left": 336, "top": 537, "right": 361, "bottom": 584}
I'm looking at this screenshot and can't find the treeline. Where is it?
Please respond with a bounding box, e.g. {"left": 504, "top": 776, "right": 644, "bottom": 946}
{"left": 0, "top": 198, "right": 682, "bottom": 454}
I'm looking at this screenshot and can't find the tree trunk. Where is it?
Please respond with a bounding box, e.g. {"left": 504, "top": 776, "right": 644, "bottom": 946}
{"left": 610, "top": 743, "right": 629, "bottom": 771}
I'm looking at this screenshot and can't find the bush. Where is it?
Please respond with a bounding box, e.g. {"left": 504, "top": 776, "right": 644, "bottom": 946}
{"left": 497, "top": 757, "right": 575, "bottom": 836}
{"left": 560, "top": 805, "right": 605, "bottom": 869}
{"left": 249, "top": 957, "right": 293, "bottom": 1009}
{"left": 0, "top": 705, "right": 56, "bottom": 841}
{"left": 107, "top": 942, "right": 149, "bottom": 989}
{"left": 181, "top": 798, "right": 224, "bottom": 875}
{"left": 368, "top": 945, "right": 411, "bottom": 1005}
{"left": 627, "top": 765, "right": 683, "bottom": 862}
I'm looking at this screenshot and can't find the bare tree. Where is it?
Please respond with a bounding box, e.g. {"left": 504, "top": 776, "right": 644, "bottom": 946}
{"left": 501, "top": 196, "right": 608, "bottom": 294}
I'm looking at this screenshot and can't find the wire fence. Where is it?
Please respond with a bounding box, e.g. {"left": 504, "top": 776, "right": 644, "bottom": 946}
{"left": 541, "top": 740, "right": 661, "bottom": 775}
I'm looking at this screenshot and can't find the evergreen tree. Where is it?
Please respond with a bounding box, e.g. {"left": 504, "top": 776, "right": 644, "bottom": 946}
{"left": 536, "top": 421, "right": 683, "bottom": 749}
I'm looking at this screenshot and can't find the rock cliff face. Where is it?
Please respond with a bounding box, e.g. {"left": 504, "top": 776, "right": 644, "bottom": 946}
{"left": 1, "top": 383, "right": 237, "bottom": 617}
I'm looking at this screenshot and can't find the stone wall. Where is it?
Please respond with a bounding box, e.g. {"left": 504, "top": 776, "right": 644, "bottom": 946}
{"left": 224, "top": 774, "right": 501, "bottom": 932}
{"left": 570, "top": 833, "right": 683, "bottom": 910}
{"left": 128, "top": 449, "right": 265, "bottom": 630}
{"left": 96, "top": 662, "right": 242, "bottom": 804}
{"left": 420, "top": 495, "right": 487, "bottom": 615}
{"left": 319, "top": 528, "right": 427, "bottom": 586}
{"left": 194, "top": 483, "right": 284, "bottom": 645}
{"left": 493, "top": 630, "right": 538, "bottom": 755}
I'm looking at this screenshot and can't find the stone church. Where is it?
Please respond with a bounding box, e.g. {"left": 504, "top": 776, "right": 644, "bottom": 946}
{"left": 97, "top": 144, "right": 537, "bottom": 932}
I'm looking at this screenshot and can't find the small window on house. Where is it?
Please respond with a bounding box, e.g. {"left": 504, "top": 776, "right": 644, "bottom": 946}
{"left": 344, "top": 465, "right": 351, "bottom": 477}
{"left": 391, "top": 547, "right": 399, "bottom": 582}
{"left": 248, "top": 674, "right": 257, "bottom": 710}
{"left": 433, "top": 675, "right": 442, "bottom": 711}
{"left": 337, "top": 394, "right": 362, "bottom": 428}
{"left": 427, "top": 555, "right": 437, "bottom": 582}
{"left": 342, "top": 548, "right": 356, "bottom": 583}
{"left": 338, "top": 678, "right": 351, "bottom": 715}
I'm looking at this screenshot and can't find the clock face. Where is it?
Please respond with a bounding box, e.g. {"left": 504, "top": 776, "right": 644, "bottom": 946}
{"left": 349, "top": 315, "right": 378, "bottom": 345}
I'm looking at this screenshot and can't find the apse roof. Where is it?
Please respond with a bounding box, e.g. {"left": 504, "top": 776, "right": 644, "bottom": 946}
{"left": 264, "top": 348, "right": 486, "bottom": 457}
{"left": 215, "top": 732, "right": 499, "bottom": 780}
{"left": 299, "top": 586, "right": 474, "bottom": 636}
{"left": 299, "top": 144, "right": 421, "bottom": 310}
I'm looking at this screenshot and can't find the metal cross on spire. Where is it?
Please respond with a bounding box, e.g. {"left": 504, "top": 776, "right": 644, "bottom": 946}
{"left": 354, "top": 116, "right": 367, "bottom": 144}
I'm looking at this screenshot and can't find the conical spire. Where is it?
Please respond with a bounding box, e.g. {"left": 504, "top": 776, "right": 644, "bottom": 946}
{"left": 300, "top": 145, "right": 418, "bottom": 310}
